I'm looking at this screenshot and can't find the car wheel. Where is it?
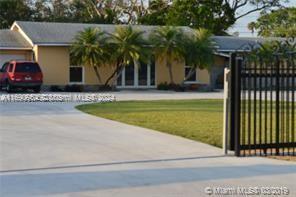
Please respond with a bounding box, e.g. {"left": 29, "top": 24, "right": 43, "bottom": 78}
{"left": 6, "top": 82, "right": 14, "bottom": 93}
{"left": 33, "top": 86, "right": 41, "bottom": 93}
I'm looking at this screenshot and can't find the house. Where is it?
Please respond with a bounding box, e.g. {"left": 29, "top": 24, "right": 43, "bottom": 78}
{"left": 0, "top": 21, "right": 261, "bottom": 89}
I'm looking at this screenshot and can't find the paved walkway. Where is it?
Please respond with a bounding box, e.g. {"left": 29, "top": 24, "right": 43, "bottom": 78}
{"left": 113, "top": 90, "right": 224, "bottom": 101}
{"left": 0, "top": 101, "right": 295, "bottom": 197}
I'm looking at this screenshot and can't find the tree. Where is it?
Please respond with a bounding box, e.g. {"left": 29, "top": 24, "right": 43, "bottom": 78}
{"left": 140, "top": 0, "right": 286, "bottom": 35}
{"left": 138, "top": 0, "right": 169, "bottom": 25}
{"left": 71, "top": 27, "right": 109, "bottom": 83}
{"left": 150, "top": 26, "right": 185, "bottom": 84}
{"left": 183, "top": 28, "right": 214, "bottom": 82}
{"left": 104, "top": 26, "right": 150, "bottom": 86}
{"left": 166, "top": 0, "right": 235, "bottom": 35}
{"left": 69, "top": 0, "right": 118, "bottom": 24}
{"left": 248, "top": 7, "right": 296, "bottom": 37}
{"left": 0, "top": 0, "right": 33, "bottom": 29}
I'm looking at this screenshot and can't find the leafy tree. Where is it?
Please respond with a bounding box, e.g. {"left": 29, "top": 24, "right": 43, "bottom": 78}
{"left": 140, "top": 0, "right": 286, "bottom": 35}
{"left": 166, "top": 0, "right": 235, "bottom": 35}
{"left": 248, "top": 7, "right": 296, "bottom": 37}
{"left": 104, "top": 26, "right": 150, "bottom": 86}
{"left": 0, "top": 0, "right": 33, "bottom": 29}
{"left": 138, "top": 0, "right": 169, "bottom": 25}
{"left": 71, "top": 27, "right": 109, "bottom": 83}
{"left": 69, "top": 0, "right": 118, "bottom": 24}
{"left": 150, "top": 26, "right": 185, "bottom": 84}
{"left": 183, "top": 28, "right": 214, "bottom": 82}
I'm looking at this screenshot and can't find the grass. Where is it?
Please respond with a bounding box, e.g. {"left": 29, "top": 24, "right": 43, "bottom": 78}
{"left": 76, "top": 99, "right": 224, "bottom": 147}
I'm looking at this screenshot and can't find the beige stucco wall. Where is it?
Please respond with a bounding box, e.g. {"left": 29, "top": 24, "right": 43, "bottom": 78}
{"left": 84, "top": 64, "right": 115, "bottom": 85}
{"left": 34, "top": 46, "right": 70, "bottom": 85}
{"left": 32, "top": 45, "right": 115, "bottom": 85}
{"left": 156, "top": 58, "right": 185, "bottom": 84}
{"left": 31, "top": 45, "right": 226, "bottom": 86}
{"left": 155, "top": 57, "right": 214, "bottom": 85}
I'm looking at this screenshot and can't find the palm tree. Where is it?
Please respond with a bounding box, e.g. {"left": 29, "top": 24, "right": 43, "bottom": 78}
{"left": 150, "top": 26, "right": 185, "bottom": 84}
{"left": 71, "top": 27, "right": 109, "bottom": 83}
{"left": 183, "top": 28, "right": 214, "bottom": 82}
{"left": 104, "top": 25, "right": 150, "bottom": 86}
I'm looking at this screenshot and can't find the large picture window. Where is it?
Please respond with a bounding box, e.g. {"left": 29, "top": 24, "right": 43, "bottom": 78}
{"left": 116, "top": 57, "right": 156, "bottom": 88}
{"left": 70, "top": 66, "right": 83, "bottom": 83}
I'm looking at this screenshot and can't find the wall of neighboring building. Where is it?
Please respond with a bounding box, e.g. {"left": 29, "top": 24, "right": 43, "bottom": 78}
{"left": 34, "top": 46, "right": 70, "bottom": 85}
{"left": 210, "top": 55, "right": 229, "bottom": 89}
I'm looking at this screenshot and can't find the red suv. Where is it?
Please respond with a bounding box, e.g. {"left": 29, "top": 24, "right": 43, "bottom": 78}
{"left": 0, "top": 61, "right": 43, "bottom": 93}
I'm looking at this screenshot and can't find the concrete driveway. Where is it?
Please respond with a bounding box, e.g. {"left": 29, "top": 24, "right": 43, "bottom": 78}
{"left": 0, "top": 101, "right": 295, "bottom": 197}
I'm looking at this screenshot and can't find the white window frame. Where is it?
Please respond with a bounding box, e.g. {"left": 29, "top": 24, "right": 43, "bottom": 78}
{"left": 69, "top": 65, "right": 84, "bottom": 84}
{"left": 116, "top": 60, "right": 157, "bottom": 88}
{"left": 184, "top": 65, "right": 198, "bottom": 84}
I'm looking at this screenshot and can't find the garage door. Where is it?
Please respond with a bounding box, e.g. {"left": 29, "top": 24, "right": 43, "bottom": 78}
{"left": 0, "top": 54, "right": 26, "bottom": 68}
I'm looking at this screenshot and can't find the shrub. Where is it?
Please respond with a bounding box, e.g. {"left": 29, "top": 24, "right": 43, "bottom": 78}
{"left": 50, "top": 85, "right": 64, "bottom": 92}
{"left": 157, "top": 82, "right": 185, "bottom": 91}
{"left": 157, "top": 82, "right": 169, "bottom": 90}
{"left": 64, "top": 84, "right": 83, "bottom": 92}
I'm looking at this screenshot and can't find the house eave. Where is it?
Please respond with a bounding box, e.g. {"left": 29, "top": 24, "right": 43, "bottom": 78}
{"left": 35, "top": 43, "right": 71, "bottom": 46}
{"left": 0, "top": 47, "right": 32, "bottom": 50}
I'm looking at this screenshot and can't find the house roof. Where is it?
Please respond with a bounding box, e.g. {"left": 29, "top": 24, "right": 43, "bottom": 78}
{"left": 13, "top": 21, "right": 192, "bottom": 46}
{"left": 212, "top": 36, "right": 263, "bottom": 52}
{"left": 10, "top": 21, "right": 280, "bottom": 52}
{"left": 0, "top": 29, "right": 32, "bottom": 49}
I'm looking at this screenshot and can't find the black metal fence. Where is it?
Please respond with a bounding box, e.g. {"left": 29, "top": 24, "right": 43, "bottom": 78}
{"left": 229, "top": 44, "right": 296, "bottom": 156}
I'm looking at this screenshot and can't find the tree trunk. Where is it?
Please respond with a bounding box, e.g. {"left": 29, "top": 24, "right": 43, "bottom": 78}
{"left": 110, "top": 65, "right": 125, "bottom": 86}
{"left": 167, "top": 59, "right": 174, "bottom": 84}
{"left": 104, "top": 62, "right": 123, "bottom": 86}
{"left": 93, "top": 66, "right": 102, "bottom": 84}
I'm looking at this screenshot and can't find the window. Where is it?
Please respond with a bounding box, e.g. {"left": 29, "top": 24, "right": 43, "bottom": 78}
{"left": 70, "top": 66, "right": 83, "bottom": 83}
{"left": 125, "top": 62, "right": 134, "bottom": 86}
{"left": 15, "top": 63, "right": 41, "bottom": 73}
{"left": 8, "top": 64, "right": 13, "bottom": 72}
{"left": 184, "top": 66, "right": 196, "bottom": 82}
{"left": 138, "top": 61, "right": 148, "bottom": 86}
{"left": 1, "top": 63, "right": 8, "bottom": 72}
{"left": 150, "top": 57, "right": 155, "bottom": 86}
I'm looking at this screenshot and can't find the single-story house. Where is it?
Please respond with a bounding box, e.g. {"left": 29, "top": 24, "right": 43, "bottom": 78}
{"left": 0, "top": 21, "right": 261, "bottom": 89}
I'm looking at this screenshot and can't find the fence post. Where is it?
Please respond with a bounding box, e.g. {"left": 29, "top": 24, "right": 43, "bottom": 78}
{"left": 223, "top": 68, "right": 231, "bottom": 154}
{"left": 230, "top": 53, "right": 236, "bottom": 151}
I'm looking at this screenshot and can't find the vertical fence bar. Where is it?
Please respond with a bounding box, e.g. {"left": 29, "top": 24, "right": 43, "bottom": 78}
{"left": 281, "top": 58, "right": 285, "bottom": 156}
{"left": 275, "top": 56, "right": 280, "bottom": 155}
{"left": 242, "top": 59, "right": 246, "bottom": 156}
{"left": 234, "top": 57, "right": 242, "bottom": 156}
{"left": 270, "top": 59, "right": 274, "bottom": 155}
{"left": 253, "top": 61, "right": 257, "bottom": 155}
{"left": 264, "top": 60, "right": 268, "bottom": 155}
{"left": 248, "top": 59, "right": 252, "bottom": 155}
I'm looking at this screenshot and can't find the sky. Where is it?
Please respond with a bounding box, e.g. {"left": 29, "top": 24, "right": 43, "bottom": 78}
{"left": 228, "top": 1, "right": 296, "bottom": 37}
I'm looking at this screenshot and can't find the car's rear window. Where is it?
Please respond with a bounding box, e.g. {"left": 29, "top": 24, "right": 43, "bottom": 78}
{"left": 15, "top": 63, "right": 41, "bottom": 73}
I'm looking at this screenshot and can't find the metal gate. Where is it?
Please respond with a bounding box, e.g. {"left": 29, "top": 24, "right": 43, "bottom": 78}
{"left": 229, "top": 42, "right": 296, "bottom": 156}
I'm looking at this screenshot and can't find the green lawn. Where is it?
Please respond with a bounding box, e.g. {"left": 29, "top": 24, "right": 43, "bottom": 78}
{"left": 76, "top": 99, "right": 224, "bottom": 147}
